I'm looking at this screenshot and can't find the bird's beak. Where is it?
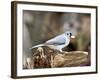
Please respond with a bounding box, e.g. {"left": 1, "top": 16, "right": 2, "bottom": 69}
{"left": 71, "top": 35, "right": 75, "bottom": 38}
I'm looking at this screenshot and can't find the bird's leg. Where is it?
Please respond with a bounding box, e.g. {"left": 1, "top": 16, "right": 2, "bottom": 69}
{"left": 54, "top": 49, "right": 66, "bottom": 54}
{"left": 60, "top": 49, "right": 68, "bottom": 54}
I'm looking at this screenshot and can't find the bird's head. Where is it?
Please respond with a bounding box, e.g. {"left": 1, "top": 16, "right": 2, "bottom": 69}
{"left": 65, "top": 31, "right": 75, "bottom": 38}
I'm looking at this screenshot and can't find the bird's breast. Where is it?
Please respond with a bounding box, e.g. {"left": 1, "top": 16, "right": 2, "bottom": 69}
{"left": 65, "top": 38, "right": 70, "bottom": 46}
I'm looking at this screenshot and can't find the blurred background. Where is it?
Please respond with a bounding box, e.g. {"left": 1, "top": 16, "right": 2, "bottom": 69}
{"left": 23, "top": 10, "right": 91, "bottom": 68}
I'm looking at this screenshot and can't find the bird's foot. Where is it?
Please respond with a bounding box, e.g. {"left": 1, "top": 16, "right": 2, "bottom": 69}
{"left": 60, "top": 51, "right": 69, "bottom": 54}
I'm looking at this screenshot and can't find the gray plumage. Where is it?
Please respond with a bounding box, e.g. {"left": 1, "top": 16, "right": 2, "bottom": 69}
{"left": 30, "top": 31, "right": 75, "bottom": 52}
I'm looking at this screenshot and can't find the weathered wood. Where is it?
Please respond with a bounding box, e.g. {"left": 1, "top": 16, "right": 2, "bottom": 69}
{"left": 31, "top": 46, "right": 89, "bottom": 68}
{"left": 52, "top": 51, "right": 89, "bottom": 67}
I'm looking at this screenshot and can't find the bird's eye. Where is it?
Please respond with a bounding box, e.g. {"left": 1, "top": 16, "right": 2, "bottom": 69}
{"left": 70, "top": 33, "right": 72, "bottom": 36}
{"left": 67, "top": 33, "right": 69, "bottom": 35}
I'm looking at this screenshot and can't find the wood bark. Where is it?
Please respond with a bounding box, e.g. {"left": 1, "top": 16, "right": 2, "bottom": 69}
{"left": 31, "top": 46, "right": 89, "bottom": 68}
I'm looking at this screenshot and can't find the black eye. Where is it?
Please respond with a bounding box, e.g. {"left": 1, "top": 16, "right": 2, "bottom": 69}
{"left": 70, "top": 33, "right": 72, "bottom": 36}
{"left": 67, "top": 33, "right": 69, "bottom": 35}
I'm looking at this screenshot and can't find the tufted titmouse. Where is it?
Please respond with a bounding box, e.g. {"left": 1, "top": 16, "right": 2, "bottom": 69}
{"left": 30, "top": 31, "right": 75, "bottom": 52}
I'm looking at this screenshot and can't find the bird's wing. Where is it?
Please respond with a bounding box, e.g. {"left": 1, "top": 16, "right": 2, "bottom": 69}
{"left": 45, "top": 34, "right": 66, "bottom": 45}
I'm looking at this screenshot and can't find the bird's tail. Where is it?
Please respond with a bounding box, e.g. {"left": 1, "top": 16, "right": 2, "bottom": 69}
{"left": 29, "top": 44, "right": 44, "bottom": 49}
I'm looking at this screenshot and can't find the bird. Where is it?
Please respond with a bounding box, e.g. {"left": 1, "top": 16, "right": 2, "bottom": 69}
{"left": 30, "top": 31, "right": 75, "bottom": 52}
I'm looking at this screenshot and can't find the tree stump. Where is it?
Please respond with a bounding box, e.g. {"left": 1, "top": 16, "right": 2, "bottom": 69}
{"left": 31, "top": 46, "right": 89, "bottom": 68}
